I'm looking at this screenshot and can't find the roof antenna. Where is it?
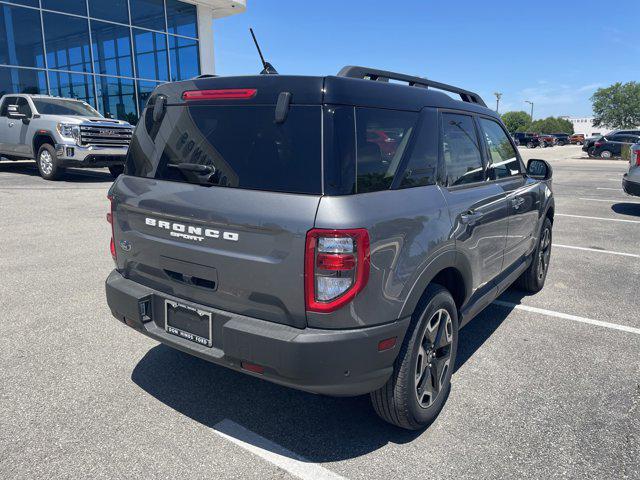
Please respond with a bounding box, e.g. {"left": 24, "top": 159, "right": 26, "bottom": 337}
{"left": 249, "top": 28, "right": 278, "bottom": 75}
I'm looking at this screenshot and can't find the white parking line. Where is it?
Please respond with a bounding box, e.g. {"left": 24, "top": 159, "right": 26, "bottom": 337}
{"left": 597, "top": 187, "right": 622, "bottom": 190}
{"left": 213, "top": 419, "right": 347, "bottom": 480}
{"left": 556, "top": 213, "right": 640, "bottom": 224}
{"left": 579, "top": 197, "right": 640, "bottom": 204}
{"left": 493, "top": 301, "right": 640, "bottom": 335}
{"left": 553, "top": 244, "right": 640, "bottom": 258}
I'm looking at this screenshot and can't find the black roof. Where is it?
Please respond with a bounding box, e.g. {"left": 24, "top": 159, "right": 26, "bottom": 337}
{"left": 155, "top": 66, "right": 498, "bottom": 119}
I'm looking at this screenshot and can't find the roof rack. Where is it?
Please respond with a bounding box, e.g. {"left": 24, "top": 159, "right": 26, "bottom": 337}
{"left": 337, "top": 65, "right": 487, "bottom": 107}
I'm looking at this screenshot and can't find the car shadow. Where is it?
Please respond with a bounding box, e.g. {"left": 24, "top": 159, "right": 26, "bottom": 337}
{"left": 131, "top": 287, "right": 533, "bottom": 461}
{"left": 0, "top": 160, "right": 114, "bottom": 183}
{"left": 611, "top": 202, "right": 640, "bottom": 217}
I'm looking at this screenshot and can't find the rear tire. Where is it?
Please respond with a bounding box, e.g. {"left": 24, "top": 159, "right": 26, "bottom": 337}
{"left": 36, "top": 144, "right": 64, "bottom": 181}
{"left": 371, "top": 284, "right": 458, "bottom": 430}
{"left": 599, "top": 150, "right": 612, "bottom": 159}
{"left": 108, "top": 165, "right": 124, "bottom": 178}
{"left": 516, "top": 217, "right": 552, "bottom": 293}
{"left": 526, "top": 142, "right": 535, "bottom": 148}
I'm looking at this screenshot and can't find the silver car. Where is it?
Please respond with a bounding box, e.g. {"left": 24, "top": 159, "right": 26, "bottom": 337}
{"left": 623, "top": 143, "right": 640, "bottom": 196}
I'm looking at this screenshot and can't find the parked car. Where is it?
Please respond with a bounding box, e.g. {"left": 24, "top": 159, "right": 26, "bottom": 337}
{"left": 589, "top": 134, "right": 640, "bottom": 158}
{"left": 0, "top": 94, "right": 133, "bottom": 180}
{"left": 105, "top": 66, "right": 555, "bottom": 430}
{"left": 582, "top": 136, "right": 602, "bottom": 155}
{"left": 513, "top": 132, "right": 540, "bottom": 148}
{"left": 569, "top": 133, "right": 585, "bottom": 145}
{"left": 538, "top": 134, "right": 557, "bottom": 148}
{"left": 622, "top": 142, "right": 640, "bottom": 196}
{"left": 550, "top": 133, "right": 570, "bottom": 146}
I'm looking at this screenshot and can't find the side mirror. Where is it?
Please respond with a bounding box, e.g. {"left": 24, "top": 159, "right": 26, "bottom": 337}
{"left": 7, "top": 105, "right": 26, "bottom": 120}
{"left": 527, "top": 159, "right": 552, "bottom": 180}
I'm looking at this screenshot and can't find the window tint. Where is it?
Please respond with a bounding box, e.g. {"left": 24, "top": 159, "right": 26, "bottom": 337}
{"left": 478, "top": 118, "right": 521, "bottom": 179}
{"left": 169, "top": 36, "right": 199, "bottom": 81}
{"left": 42, "top": 0, "right": 87, "bottom": 15}
{"left": 16, "top": 97, "right": 31, "bottom": 117}
{"left": 0, "top": 5, "right": 45, "bottom": 68}
{"left": 399, "top": 110, "right": 438, "bottom": 189}
{"left": 133, "top": 29, "right": 169, "bottom": 81}
{"left": 441, "top": 113, "right": 484, "bottom": 186}
{"left": 166, "top": 0, "right": 197, "bottom": 38}
{"left": 43, "top": 12, "right": 92, "bottom": 73}
{"left": 0, "top": 96, "right": 17, "bottom": 116}
{"left": 88, "top": 0, "right": 130, "bottom": 23}
{"left": 130, "top": 0, "right": 166, "bottom": 31}
{"left": 0, "top": 67, "right": 47, "bottom": 97}
{"left": 356, "top": 108, "right": 418, "bottom": 193}
{"left": 91, "top": 21, "right": 134, "bottom": 77}
{"left": 127, "top": 105, "right": 322, "bottom": 194}
{"left": 33, "top": 98, "right": 98, "bottom": 116}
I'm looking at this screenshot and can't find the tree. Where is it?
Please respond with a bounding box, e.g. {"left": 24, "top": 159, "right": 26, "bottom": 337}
{"left": 501, "top": 111, "right": 531, "bottom": 133}
{"left": 591, "top": 82, "right": 640, "bottom": 129}
{"left": 529, "top": 117, "right": 574, "bottom": 134}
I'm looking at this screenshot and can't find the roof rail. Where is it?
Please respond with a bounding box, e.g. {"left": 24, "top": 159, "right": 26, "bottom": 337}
{"left": 337, "top": 65, "right": 487, "bottom": 107}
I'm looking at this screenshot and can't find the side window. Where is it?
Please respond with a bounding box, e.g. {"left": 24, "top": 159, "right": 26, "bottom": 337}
{"left": 0, "top": 97, "right": 17, "bottom": 117}
{"left": 356, "top": 108, "right": 418, "bottom": 193}
{"left": 441, "top": 113, "right": 484, "bottom": 186}
{"left": 478, "top": 118, "right": 521, "bottom": 179}
{"left": 398, "top": 110, "right": 438, "bottom": 189}
{"left": 16, "top": 98, "right": 32, "bottom": 117}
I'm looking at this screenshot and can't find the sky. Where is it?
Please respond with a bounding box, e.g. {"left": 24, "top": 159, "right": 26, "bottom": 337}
{"left": 213, "top": 0, "right": 640, "bottom": 119}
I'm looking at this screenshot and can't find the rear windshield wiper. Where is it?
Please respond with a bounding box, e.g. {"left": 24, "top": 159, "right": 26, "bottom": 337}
{"left": 168, "top": 163, "right": 215, "bottom": 175}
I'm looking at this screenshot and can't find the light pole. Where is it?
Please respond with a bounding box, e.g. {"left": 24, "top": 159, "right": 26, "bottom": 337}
{"left": 494, "top": 92, "right": 502, "bottom": 113}
{"left": 525, "top": 100, "right": 534, "bottom": 121}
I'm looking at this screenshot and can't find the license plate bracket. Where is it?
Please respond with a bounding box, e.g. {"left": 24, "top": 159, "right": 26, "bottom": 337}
{"left": 164, "top": 300, "right": 212, "bottom": 347}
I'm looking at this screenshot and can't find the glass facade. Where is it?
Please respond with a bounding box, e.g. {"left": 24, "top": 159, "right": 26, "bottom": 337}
{"left": 0, "top": 0, "right": 200, "bottom": 122}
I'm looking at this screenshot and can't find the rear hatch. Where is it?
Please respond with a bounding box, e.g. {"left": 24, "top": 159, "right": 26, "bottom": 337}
{"left": 110, "top": 76, "right": 325, "bottom": 328}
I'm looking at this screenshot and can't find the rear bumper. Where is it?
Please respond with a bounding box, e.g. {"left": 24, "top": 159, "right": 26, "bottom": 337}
{"left": 56, "top": 143, "right": 127, "bottom": 167}
{"left": 623, "top": 174, "right": 640, "bottom": 197}
{"left": 105, "top": 270, "right": 410, "bottom": 396}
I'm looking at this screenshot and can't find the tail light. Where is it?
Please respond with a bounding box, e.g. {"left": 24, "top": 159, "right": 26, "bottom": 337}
{"left": 305, "top": 229, "right": 370, "bottom": 313}
{"left": 107, "top": 194, "right": 116, "bottom": 262}
{"left": 635, "top": 148, "right": 640, "bottom": 167}
{"left": 182, "top": 89, "right": 257, "bottom": 101}
{"left": 594, "top": 141, "right": 603, "bottom": 148}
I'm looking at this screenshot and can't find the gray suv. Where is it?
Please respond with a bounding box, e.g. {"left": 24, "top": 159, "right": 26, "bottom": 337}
{"left": 0, "top": 94, "right": 133, "bottom": 180}
{"left": 105, "top": 67, "right": 555, "bottom": 429}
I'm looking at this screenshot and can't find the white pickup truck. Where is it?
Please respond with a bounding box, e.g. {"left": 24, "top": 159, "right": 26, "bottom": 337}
{"left": 0, "top": 94, "right": 133, "bottom": 180}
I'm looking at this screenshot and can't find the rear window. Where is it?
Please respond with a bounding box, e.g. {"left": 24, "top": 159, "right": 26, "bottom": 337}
{"left": 126, "top": 103, "right": 322, "bottom": 194}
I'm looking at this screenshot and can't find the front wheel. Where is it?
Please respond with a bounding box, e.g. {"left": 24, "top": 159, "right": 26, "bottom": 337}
{"left": 36, "top": 144, "right": 64, "bottom": 180}
{"left": 371, "top": 284, "right": 458, "bottom": 430}
{"left": 516, "top": 217, "right": 552, "bottom": 293}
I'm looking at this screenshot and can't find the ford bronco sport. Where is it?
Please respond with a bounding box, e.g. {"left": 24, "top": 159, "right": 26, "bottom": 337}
{"left": 0, "top": 94, "right": 133, "bottom": 180}
{"left": 105, "top": 66, "right": 554, "bottom": 429}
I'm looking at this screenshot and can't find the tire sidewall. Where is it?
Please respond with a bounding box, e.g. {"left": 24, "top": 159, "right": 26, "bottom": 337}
{"left": 532, "top": 218, "right": 553, "bottom": 289}
{"left": 405, "top": 288, "right": 459, "bottom": 426}
{"left": 37, "top": 144, "right": 62, "bottom": 180}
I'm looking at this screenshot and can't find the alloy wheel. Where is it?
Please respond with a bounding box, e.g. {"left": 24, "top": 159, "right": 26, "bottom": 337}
{"left": 415, "top": 308, "right": 453, "bottom": 409}
{"left": 537, "top": 227, "right": 551, "bottom": 280}
{"left": 39, "top": 150, "right": 53, "bottom": 176}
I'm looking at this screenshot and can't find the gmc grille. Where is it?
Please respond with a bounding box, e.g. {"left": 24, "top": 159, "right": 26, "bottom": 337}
{"left": 79, "top": 125, "right": 133, "bottom": 147}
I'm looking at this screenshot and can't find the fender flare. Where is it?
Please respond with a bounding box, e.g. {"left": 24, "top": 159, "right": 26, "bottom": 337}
{"left": 398, "top": 248, "right": 473, "bottom": 319}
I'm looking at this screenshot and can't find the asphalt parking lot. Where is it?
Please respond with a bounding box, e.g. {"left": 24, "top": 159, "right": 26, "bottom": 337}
{"left": 0, "top": 145, "right": 638, "bottom": 479}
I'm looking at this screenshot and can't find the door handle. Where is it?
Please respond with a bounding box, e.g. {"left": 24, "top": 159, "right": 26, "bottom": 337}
{"left": 511, "top": 197, "right": 525, "bottom": 209}
{"left": 460, "top": 209, "right": 484, "bottom": 224}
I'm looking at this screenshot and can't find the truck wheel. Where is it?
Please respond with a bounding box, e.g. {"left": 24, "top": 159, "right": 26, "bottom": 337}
{"left": 599, "top": 150, "right": 612, "bottom": 159}
{"left": 108, "top": 165, "right": 124, "bottom": 178}
{"left": 36, "top": 144, "right": 64, "bottom": 181}
{"left": 516, "top": 217, "right": 552, "bottom": 293}
{"left": 526, "top": 142, "right": 535, "bottom": 148}
{"left": 371, "top": 284, "right": 458, "bottom": 430}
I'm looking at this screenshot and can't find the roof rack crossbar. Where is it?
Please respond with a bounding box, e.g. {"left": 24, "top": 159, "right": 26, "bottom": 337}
{"left": 337, "top": 65, "right": 487, "bottom": 107}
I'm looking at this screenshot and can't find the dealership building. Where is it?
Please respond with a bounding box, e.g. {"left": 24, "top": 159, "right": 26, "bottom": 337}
{"left": 0, "top": 0, "right": 245, "bottom": 123}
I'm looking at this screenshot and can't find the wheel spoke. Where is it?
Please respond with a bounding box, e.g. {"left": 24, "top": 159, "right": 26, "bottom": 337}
{"left": 430, "top": 356, "right": 450, "bottom": 393}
